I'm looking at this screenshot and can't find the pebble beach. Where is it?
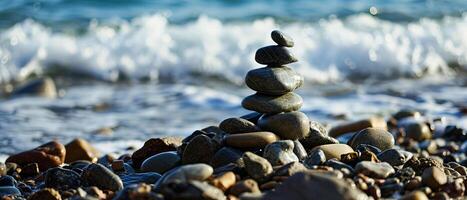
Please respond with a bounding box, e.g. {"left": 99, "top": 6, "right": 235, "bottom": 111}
{"left": 1, "top": 0, "right": 467, "bottom": 199}
{"left": 0, "top": 30, "right": 466, "bottom": 200}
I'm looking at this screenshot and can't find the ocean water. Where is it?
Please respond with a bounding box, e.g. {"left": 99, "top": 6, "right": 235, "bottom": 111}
{"left": 0, "top": 0, "right": 466, "bottom": 159}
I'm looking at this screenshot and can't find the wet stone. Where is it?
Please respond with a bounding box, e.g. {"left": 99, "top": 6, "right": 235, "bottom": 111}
{"left": 402, "top": 122, "right": 432, "bottom": 141}
{"left": 131, "top": 136, "right": 183, "bottom": 169}
{"left": 242, "top": 92, "right": 303, "bottom": 114}
{"left": 355, "top": 144, "right": 382, "bottom": 155}
{"left": 6, "top": 141, "right": 66, "bottom": 172}
{"left": 304, "top": 149, "right": 326, "bottom": 167}
{"left": 210, "top": 147, "right": 243, "bottom": 168}
{"left": 348, "top": 128, "right": 395, "bottom": 151}
{"left": 219, "top": 117, "right": 260, "bottom": 134}
{"left": 242, "top": 152, "right": 273, "bottom": 181}
{"left": 422, "top": 167, "right": 447, "bottom": 189}
{"left": 163, "top": 163, "right": 213, "bottom": 184}
{"left": 245, "top": 66, "right": 303, "bottom": 95}
{"left": 378, "top": 149, "right": 413, "bottom": 166}
{"left": 300, "top": 134, "right": 339, "bottom": 150}
{"left": 255, "top": 45, "right": 298, "bottom": 65}
{"left": 45, "top": 167, "right": 81, "bottom": 191}
{"left": 224, "top": 131, "right": 279, "bottom": 149}
{"left": 400, "top": 191, "right": 429, "bottom": 200}
{"left": 182, "top": 134, "right": 217, "bottom": 164}
{"left": 240, "top": 112, "right": 263, "bottom": 124}
{"left": 113, "top": 183, "right": 160, "bottom": 200}
{"left": 258, "top": 111, "right": 310, "bottom": 140}
{"left": 141, "top": 151, "right": 180, "bottom": 174}
{"left": 65, "top": 138, "right": 100, "bottom": 163}
{"left": 324, "top": 159, "right": 355, "bottom": 173}
{"left": 311, "top": 144, "right": 354, "bottom": 160}
{"left": 355, "top": 161, "right": 395, "bottom": 179}
{"left": 81, "top": 163, "right": 124, "bottom": 191}
{"left": 329, "top": 117, "right": 387, "bottom": 137}
{"left": 120, "top": 172, "right": 161, "bottom": 187}
{"left": 271, "top": 30, "right": 294, "bottom": 47}
{"left": 292, "top": 140, "right": 308, "bottom": 160}
{"left": 263, "top": 140, "right": 299, "bottom": 166}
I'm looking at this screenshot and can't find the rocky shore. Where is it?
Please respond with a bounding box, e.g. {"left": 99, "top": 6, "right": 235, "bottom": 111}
{"left": 0, "top": 31, "right": 466, "bottom": 200}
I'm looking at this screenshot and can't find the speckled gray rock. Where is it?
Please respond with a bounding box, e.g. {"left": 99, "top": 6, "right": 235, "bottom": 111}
{"left": 242, "top": 152, "right": 273, "bottom": 181}
{"left": 163, "top": 163, "right": 213, "bottom": 184}
{"left": 255, "top": 45, "right": 298, "bottom": 65}
{"left": 263, "top": 172, "right": 369, "bottom": 200}
{"left": 182, "top": 134, "right": 217, "bottom": 164}
{"left": 81, "top": 163, "right": 124, "bottom": 191}
{"left": 210, "top": 147, "right": 243, "bottom": 168}
{"left": 304, "top": 149, "right": 326, "bottom": 167}
{"left": 271, "top": 30, "right": 294, "bottom": 47}
{"left": 242, "top": 92, "right": 303, "bottom": 114}
{"left": 263, "top": 140, "right": 299, "bottom": 166}
{"left": 348, "top": 128, "right": 395, "bottom": 151}
{"left": 141, "top": 151, "right": 180, "bottom": 174}
{"left": 45, "top": 167, "right": 81, "bottom": 190}
{"left": 219, "top": 117, "right": 260, "bottom": 134}
{"left": 293, "top": 140, "right": 308, "bottom": 160}
{"left": 355, "top": 161, "right": 395, "bottom": 179}
{"left": 258, "top": 111, "right": 310, "bottom": 140}
{"left": 245, "top": 66, "right": 303, "bottom": 95}
{"left": 377, "top": 149, "right": 413, "bottom": 166}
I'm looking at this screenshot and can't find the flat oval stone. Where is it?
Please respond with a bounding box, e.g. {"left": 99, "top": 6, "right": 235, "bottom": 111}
{"left": 219, "top": 117, "right": 260, "bottom": 134}
{"left": 6, "top": 141, "right": 66, "bottom": 172}
{"left": 242, "top": 92, "right": 303, "bottom": 114}
{"left": 355, "top": 161, "right": 395, "bottom": 179}
{"left": 263, "top": 140, "right": 299, "bottom": 166}
{"left": 271, "top": 30, "right": 294, "bottom": 47}
{"left": 141, "top": 151, "right": 180, "bottom": 174}
{"left": 245, "top": 66, "right": 303, "bottom": 95}
{"left": 163, "top": 163, "right": 213, "bottom": 184}
{"left": 81, "top": 163, "right": 124, "bottom": 191}
{"left": 311, "top": 144, "right": 354, "bottom": 160}
{"left": 329, "top": 117, "right": 387, "bottom": 137}
{"left": 348, "top": 128, "right": 395, "bottom": 151}
{"left": 255, "top": 45, "right": 298, "bottom": 65}
{"left": 258, "top": 111, "right": 310, "bottom": 140}
{"left": 224, "top": 132, "right": 279, "bottom": 149}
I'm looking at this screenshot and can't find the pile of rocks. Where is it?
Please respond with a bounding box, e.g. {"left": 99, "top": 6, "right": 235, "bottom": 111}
{"left": 0, "top": 31, "right": 466, "bottom": 200}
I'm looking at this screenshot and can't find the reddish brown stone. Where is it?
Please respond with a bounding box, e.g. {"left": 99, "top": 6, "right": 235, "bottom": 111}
{"left": 65, "top": 138, "right": 99, "bottom": 163}
{"left": 329, "top": 117, "right": 387, "bottom": 137}
{"left": 6, "top": 141, "right": 65, "bottom": 172}
{"left": 131, "top": 137, "right": 183, "bottom": 168}
{"left": 27, "top": 188, "right": 61, "bottom": 200}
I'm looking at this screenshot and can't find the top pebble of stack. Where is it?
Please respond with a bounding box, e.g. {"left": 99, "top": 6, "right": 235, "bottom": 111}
{"left": 271, "top": 30, "right": 294, "bottom": 47}
{"left": 255, "top": 30, "right": 298, "bottom": 65}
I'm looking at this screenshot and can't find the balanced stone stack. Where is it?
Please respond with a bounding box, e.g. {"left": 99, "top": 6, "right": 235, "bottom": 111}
{"left": 241, "top": 30, "right": 310, "bottom": 141}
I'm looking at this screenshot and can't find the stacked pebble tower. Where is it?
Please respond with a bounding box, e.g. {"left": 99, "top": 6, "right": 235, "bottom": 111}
{"left": 241, "top": 30, "right": 310, "bottom": 140}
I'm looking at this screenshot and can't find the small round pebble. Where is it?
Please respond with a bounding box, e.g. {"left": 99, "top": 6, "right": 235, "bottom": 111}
{"left": 348, "top": 128, "right": 395, "bottom": 151}
{"left": 421, "top": 167, "right": 447, "bottom": 189}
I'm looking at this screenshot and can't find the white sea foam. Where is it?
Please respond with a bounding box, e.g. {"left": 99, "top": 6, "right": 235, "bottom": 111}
{"left": 0, "top": 14, "right": 466, "bottom": 84}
